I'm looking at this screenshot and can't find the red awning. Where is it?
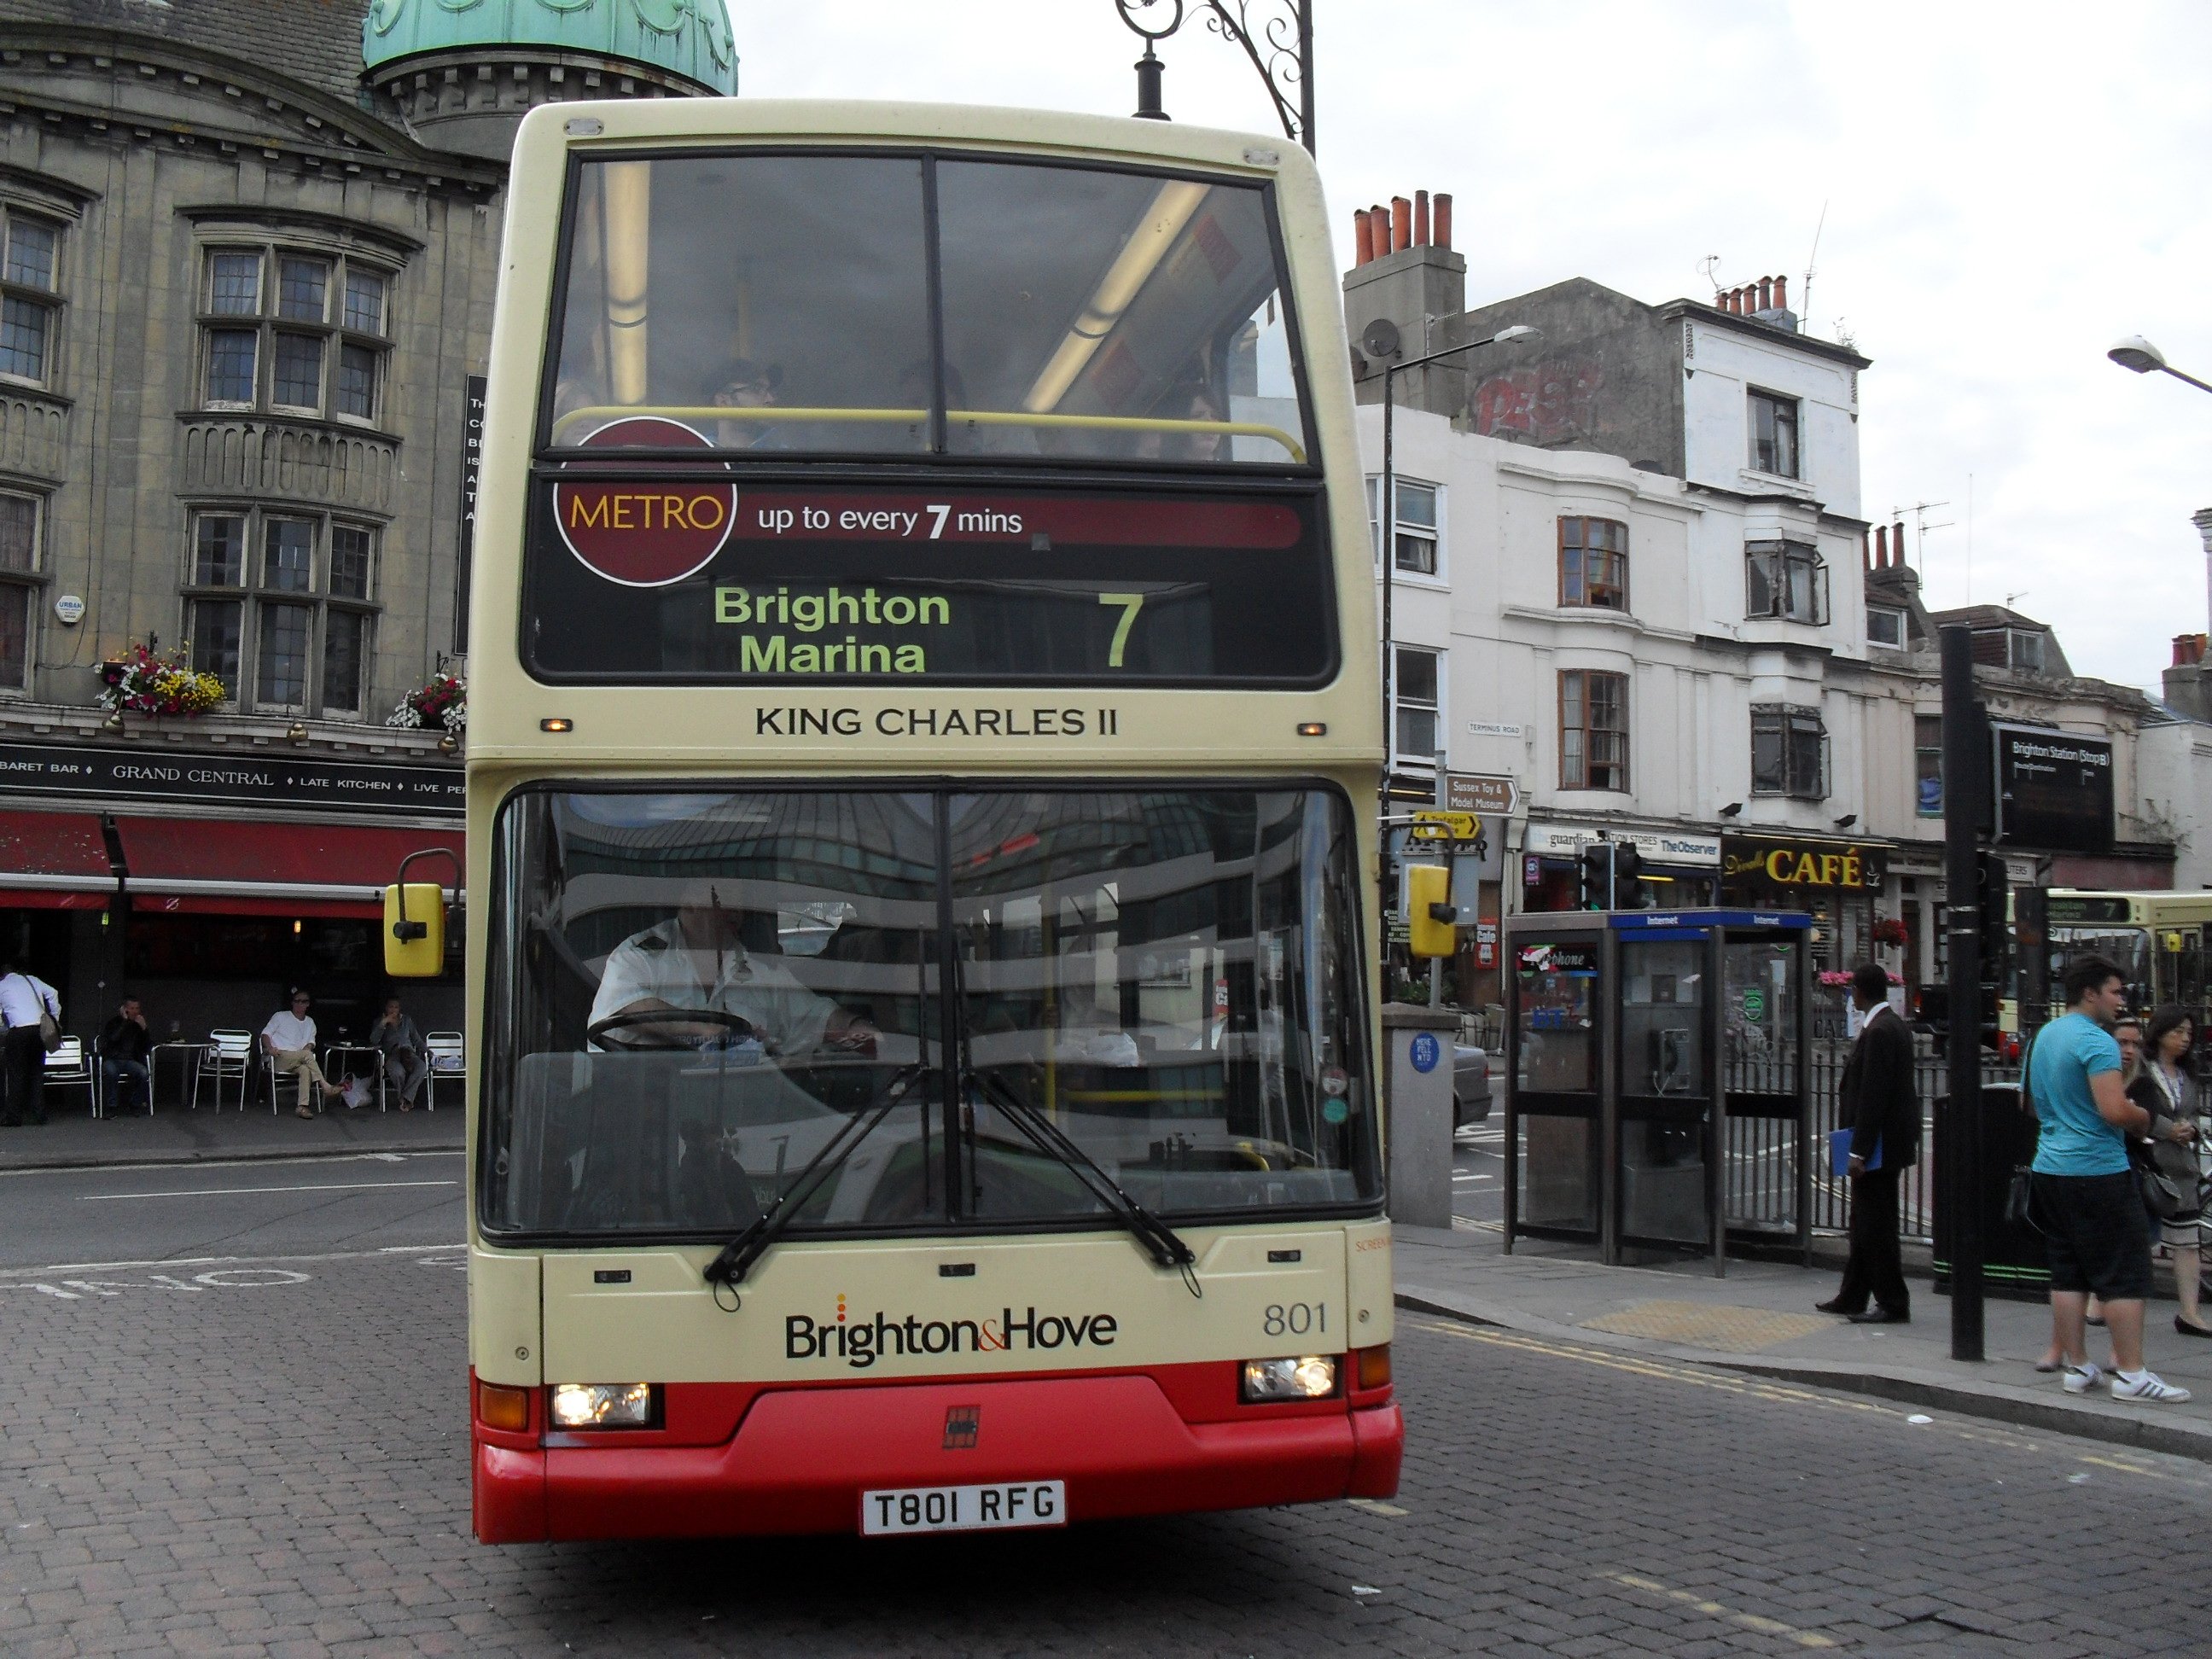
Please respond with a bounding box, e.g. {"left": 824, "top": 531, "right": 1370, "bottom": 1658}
{"left": 0, "top": 809, "right": 117, "bottom": 907}
{"left": 116, "top": 818, "right": 463, "bottom": 919}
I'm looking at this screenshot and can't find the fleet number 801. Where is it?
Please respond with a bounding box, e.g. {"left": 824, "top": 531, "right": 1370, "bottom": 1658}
{"left": 1263, "top": 1302, "right": 1326, "bottom": 1336}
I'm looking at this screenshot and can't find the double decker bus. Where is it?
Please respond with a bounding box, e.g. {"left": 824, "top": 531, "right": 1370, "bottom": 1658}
{"left": 416, "top": 98, "right": 1397, "bottom": 1542}
{"left": 2020, "top": 890, "right": 2212, "bottom": 1036}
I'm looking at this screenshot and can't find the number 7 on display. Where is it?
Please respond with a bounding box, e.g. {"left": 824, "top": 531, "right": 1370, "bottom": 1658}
{"left": 1098, "top": 592, "right": 1144, "bottom": 668}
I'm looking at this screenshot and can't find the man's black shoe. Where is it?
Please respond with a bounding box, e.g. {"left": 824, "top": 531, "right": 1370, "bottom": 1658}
{"left": 1849, "top": 1307, "right": 1909, "bottom": 1324}
{"left": 1814, "top": 1298, "right": 1863, "bottom": 1315}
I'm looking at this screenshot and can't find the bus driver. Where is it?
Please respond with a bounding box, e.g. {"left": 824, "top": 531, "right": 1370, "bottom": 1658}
{"left": 587, "top": 879, "right": 876, "bottom": 1056}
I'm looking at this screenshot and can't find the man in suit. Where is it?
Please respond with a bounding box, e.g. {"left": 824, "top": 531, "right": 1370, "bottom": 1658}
{"left": 1818, "top": 962, "right": 1922, "bottom": 1323}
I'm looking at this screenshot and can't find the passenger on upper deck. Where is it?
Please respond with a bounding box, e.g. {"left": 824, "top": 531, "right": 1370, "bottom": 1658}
{"left": 587, "top": 879, "right": 876, "bottom": 1056}
{"left": 709, "top": 358, "right": 788, "bottom": 450}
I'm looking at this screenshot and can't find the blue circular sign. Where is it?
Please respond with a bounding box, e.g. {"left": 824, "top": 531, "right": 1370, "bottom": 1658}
{"left": 1410, "top": 1032, "right": 1441, "bottom": 1074}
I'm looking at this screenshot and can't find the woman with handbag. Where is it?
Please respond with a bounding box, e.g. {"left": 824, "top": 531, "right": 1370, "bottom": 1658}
{"left": 0, "top": 958, "right": 60, "bottom": 1126}
{"left": 2130, "top": 1006, "right": 2210, "bottom": 1337}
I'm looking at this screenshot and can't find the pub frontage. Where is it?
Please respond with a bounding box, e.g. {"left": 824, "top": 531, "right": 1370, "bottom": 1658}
{"left": 0, "top": 737, "right": 462, "bottom": 1073}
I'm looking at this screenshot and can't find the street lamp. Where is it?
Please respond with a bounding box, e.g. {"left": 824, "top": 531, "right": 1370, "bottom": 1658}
{"left": 2109, "top": 335, "right": 2212, "bottom": 637}
{"left": 2108, "top": 335, "right": 2212, "bottom": 393}
{"left": 1373, "top": 324, "right": 1537, "bottom": 963}
{"left": 1114, "top": 0, "right": 1316, "bottom": 154}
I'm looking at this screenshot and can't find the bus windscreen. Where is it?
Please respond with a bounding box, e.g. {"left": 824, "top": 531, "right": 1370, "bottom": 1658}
{"left": 480, "top": 785, "right": 1377, "bottom": 1239}
{"left": 545, "top": 152, "right": 1308, "bottom": 465}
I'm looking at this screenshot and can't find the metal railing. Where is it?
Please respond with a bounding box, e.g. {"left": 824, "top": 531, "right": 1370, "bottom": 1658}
{"left": 1723, "top": 1045, "right": 2017, "bottom": 1243}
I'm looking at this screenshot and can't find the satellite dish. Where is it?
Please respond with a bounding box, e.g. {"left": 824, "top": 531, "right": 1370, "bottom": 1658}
{"left": 1361, "top": 318, "right": 1400, "bottom": 360}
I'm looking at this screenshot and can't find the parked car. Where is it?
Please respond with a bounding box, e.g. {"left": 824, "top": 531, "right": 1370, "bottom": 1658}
{"left": 1452, "top": 1044, "right": 1493, "bottom": 1129}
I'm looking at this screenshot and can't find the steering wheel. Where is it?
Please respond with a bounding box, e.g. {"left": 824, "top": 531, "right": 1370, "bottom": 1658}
{"left": 586, "top": 1007, "right": 760, "bottom": 1052}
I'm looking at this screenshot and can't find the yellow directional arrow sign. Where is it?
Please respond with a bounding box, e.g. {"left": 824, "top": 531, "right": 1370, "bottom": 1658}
{"left": 1409, "top": 810, "right": 1479, "bottom": 842}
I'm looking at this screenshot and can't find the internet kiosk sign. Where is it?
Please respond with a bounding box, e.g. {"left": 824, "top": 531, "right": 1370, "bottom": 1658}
{"left": 554, "top": 419, "right": 736, "bottom": 587}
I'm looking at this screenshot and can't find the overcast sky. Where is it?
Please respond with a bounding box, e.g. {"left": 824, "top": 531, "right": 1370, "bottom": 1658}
{"left": 739, "top": 2, "right": 2212, "bottom": 693}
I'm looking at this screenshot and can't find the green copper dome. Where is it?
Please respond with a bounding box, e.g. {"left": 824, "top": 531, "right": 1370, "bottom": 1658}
{"left": 363, "top": 0, "right": 738, "bottom": 96}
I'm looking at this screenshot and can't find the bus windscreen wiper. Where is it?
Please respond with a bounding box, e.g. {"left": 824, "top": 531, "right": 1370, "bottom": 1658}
{"left": 965, "top": 1068, "right": 1202, "bottom": 1298}
{"left": 702, "top": 1064, "right": 922, "bottom": 1301}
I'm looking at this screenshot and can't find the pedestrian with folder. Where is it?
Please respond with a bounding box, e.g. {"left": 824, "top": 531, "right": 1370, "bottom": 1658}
{"left": 1817, "top": 963, "right": 1921, "bottom": 1324}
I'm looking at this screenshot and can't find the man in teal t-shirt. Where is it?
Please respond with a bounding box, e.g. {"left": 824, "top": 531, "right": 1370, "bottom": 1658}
{"left": 2031, "top": 954, "right": 2197, "bottom": 1403}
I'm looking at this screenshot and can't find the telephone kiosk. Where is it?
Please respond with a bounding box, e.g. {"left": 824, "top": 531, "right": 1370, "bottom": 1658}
{"left": 1502, "top": 909, "right": 1813, "bottom": 1273}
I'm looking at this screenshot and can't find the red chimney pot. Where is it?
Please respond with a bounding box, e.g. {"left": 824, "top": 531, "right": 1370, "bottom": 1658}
{"left": 1773, "top": 274, "right": 1788, "bottom": 311}
{"left": 1390, "top": 195, "right": 1411, "bottom": 253}
{"left": 1433, "top": 192, "right": 1452, "bottom": 250}
{"left": 1353, "top": 208, "right": 1374, "bottom": 267}
{"left": 1413, "top": 189, "right": 1430, "bottom": 247}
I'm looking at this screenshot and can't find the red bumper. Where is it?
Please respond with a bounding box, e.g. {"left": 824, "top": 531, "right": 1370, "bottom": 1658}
{"left": 475, "top": 1373, "right": 1404, "bottom": 1542}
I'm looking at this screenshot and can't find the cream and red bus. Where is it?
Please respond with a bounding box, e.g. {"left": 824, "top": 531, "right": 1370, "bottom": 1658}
{"left": 407, "top": 96, "right": 1397, "bottom": 1542}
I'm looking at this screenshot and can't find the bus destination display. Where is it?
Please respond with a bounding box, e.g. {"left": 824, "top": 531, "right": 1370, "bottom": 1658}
{"left": 525, "top": 474, "right": 1335, "bottom": 685}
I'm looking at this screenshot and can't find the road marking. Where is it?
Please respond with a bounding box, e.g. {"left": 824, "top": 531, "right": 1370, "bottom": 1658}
{"left": 0, "top": 1242, "right": 457, "bottom": 1278}
{"left": 1346, "top": 1498, "right": 1408, "bottom": 1516}
{"left": 0, "top": 1150, "right": 462, "bottom": 1179}
{"left": 1602, "top": 1572, "right": 1839, "bottom": 1648}
{"left": 0, "top": 1266, "right": 311, "bottom": 1298}
{"left": 77, "top": 1179, "right": 458, "bottom": 1202}
{"left": 1413, "top": 1321, "right": 1892, "bottom": 1417}
{"left": 2077, "top": 1452, "right": 2166, "bottom": 1480}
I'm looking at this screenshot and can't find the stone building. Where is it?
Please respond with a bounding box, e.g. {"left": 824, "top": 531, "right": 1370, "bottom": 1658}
{"left": 0, "top": 0, "right": 733, "bottom": 1052}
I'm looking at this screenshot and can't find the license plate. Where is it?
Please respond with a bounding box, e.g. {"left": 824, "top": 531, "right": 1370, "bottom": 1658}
{"left": 860, "top": 1480, "right": 1067, "bottom": 1535}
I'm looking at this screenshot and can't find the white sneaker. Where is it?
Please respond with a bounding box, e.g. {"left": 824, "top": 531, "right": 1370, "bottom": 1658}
{"left": 2062, "top": 1362, "right": 2105, "bottom": 1394}
{"left": 2110, "top": 1370, "right": 2192, "bottom": 1403}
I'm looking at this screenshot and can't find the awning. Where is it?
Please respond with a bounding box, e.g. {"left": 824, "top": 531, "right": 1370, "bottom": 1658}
{"left": 116, "top": 818, "right": 463, "bottom": 920}
{"left": 0, "top": 809, "right": 118, "bottom": 908}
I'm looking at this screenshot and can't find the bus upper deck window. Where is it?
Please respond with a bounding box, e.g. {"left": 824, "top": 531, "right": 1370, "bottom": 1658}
{"left": 544, "top": 153, "right": 1307, "bottom": 466}
{"left": 550, "top": 154, "right": 932, "bottom": 454}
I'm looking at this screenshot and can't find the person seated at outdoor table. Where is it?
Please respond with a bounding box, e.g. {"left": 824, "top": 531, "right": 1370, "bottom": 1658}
{"left": 369, "top": 995, "right": 428, "bottom": 1113}
{"left": 96, "top": 997, "right": 153, "bottom": 1115}
{"left": 586, "top": 879, "right": 876, "bottom": 1057}
{"left": 262, "top": 988, "right": 346, "bottom": 1119}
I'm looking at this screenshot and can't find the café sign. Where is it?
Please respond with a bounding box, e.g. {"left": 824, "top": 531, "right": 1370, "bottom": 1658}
{"left": 1721, "top": 833, "right": 1885, "bottom": 891}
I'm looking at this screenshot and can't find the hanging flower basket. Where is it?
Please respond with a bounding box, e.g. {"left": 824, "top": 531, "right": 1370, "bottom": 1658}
{"left": 1871, "top": 916, "right": 1911, "bottom": 946}
{"left": 98, "top": 643, "right": 225, "bottom": 718}
{"left": 387, "top": 671, "right": 466, "bottom": 734}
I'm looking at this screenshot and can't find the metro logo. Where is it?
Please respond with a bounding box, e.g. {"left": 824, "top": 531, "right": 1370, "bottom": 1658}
{"left": 552, "top": 417, "right": 736, "bottom": 587}
{"left": 786, "top": 1302, "right": 1120, "bottom": 1370}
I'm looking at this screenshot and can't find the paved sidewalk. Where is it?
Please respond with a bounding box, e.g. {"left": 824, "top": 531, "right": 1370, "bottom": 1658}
{"left": 0, "top": 1097, "right": 462, "bottom": 1170}
{"left": 1398, "top": 1220, "right": 2212, "bottom": 1463}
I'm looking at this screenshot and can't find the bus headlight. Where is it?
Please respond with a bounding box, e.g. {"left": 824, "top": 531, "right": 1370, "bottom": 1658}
{"left": 1240, "top": 1355, "right": 1337, "bottom": 1402}
{"left": 550, "top": 1382, "right": 656, "bottom": 1429}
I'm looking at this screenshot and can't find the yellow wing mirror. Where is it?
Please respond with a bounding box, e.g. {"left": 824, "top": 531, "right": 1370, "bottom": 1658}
{"left": 384, "top": 847, "right": 463, "bottom": 978}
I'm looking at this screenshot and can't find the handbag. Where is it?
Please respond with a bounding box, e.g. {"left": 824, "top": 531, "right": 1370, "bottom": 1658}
{"left": 2005, "top": 1164, "right": 2040, "bottom": 1234}
{"left": 36, "top": 1011, "right": 58, "bottom": 1053}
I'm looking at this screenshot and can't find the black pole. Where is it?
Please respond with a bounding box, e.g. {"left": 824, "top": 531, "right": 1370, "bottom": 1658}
{"left": 1940, "top": 623, "right": 1985, "bottom": 1361}
{"left": 1377, "top": 362, "right": 1396, "bottom": 969}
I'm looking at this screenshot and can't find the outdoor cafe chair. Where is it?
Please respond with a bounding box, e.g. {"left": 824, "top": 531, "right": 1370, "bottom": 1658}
{"left": 43, "top": 1035, "right": 93, "bottom": 1118}
{"left": 423, "top": 1031, "right": 464, "bottom": 1113}
{"left": 195, "top": 1029, "right": 253, "bottom": 1112}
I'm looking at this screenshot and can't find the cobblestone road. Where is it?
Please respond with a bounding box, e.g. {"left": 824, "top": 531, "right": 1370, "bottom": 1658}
{"left": 5, "top": 1243, "right": 2212, "bottom": 1656}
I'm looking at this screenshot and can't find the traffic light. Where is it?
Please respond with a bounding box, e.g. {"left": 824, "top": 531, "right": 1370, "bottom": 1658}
{"left": 1406, "top": 864, "right": 1457, "bottom": 957}
{"left": 1612, "top": 842, "right": 1644, "bottom": 909}
{"left": 1973, "top": 850, "right": 2010, "bottom": 988}
{"left": 1578, "top": 843, "right": 1611, "bottom": 910}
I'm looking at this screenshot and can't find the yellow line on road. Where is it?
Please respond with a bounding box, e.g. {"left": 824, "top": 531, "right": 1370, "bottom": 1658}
{"left": 1414, "top": 1320, "right": 1892, "bottom": 1418}
{"left": 1602, "top": 1571, "right": 1840, "bottom": 1649}
{"left": 1346, "top": 1498, "right": 1408, "bottom": 1516}
{"left": 2076, "top": 1452, "right": 2166, "bottom": 1480}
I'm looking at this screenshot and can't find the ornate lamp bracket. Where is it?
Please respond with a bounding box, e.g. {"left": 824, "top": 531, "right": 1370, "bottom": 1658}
{"left": 1114, "top": 0, "right": 1314, "bottom": 154}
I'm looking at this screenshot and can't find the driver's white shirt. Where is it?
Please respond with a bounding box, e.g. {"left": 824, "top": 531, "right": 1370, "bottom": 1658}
{"left": 589, "top": 918, "right": 837, "bottom": 1054}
